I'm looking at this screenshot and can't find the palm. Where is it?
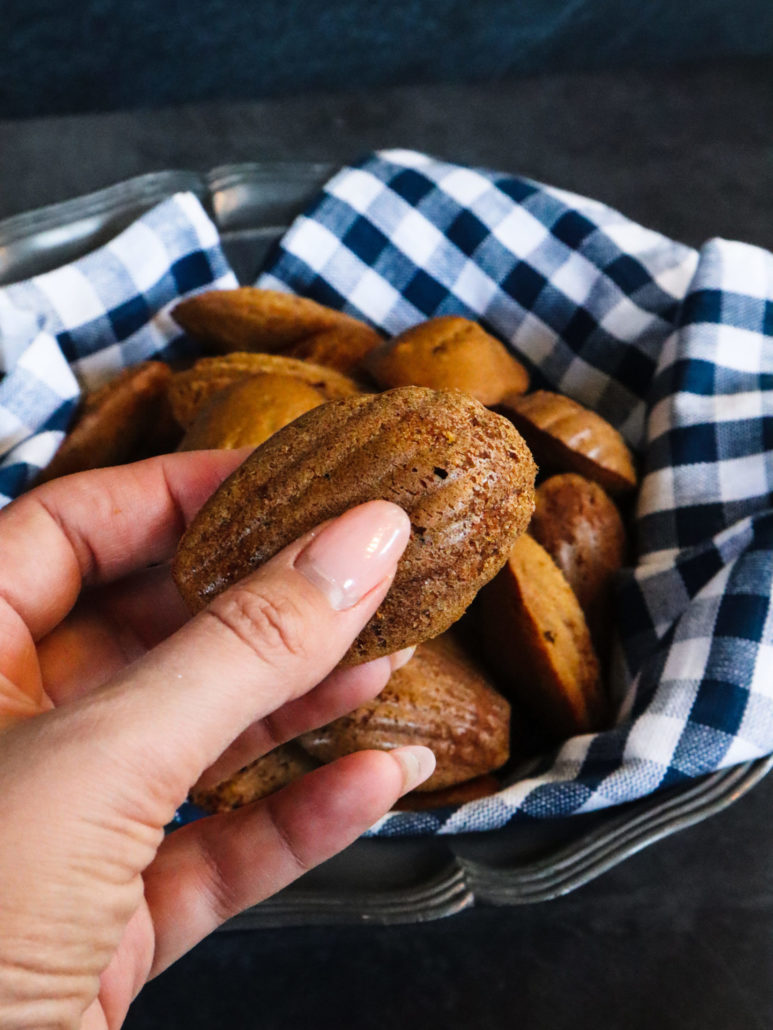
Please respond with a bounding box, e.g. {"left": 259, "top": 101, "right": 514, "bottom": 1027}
{"left": 24, "top": 577, "right": 180, "bottom": 1029}
{"left": 0, "top": 554, "right": 191, "bottom": 1028}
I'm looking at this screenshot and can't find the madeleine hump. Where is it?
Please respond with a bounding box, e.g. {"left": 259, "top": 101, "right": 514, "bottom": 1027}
{"left": 172, "top": 386, "right": 537, "bottom": 665}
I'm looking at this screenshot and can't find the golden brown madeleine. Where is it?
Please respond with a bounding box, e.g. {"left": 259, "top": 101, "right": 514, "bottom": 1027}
{"left": 298, "top": 635, "right": 511, "bottom": 791}
{"left": 36, "top": 361, "right": 180, "bottom": 483}
{"left": 168, "top": 351, "right": 361, "bottom": 429}
{"left": 190, "top": 743, "right": 318, "bottom": 814}
{"left": 282, "top": 322, "right": 383, "bottom": 374}
{"left": 500, "top": 389, "right": 637, "bottom": 494}
{"left": 392, "top": 773, "right": 501, "bottom": 811}
{"left": 529, "top": 473, "right": 627, "bottom": 653}
{"left": 177, "top": 373, "right": 325, "bottom": 451}
{"left": 172, "top": 286, "right": 372, "bottom": 355}
{"left": 477, "top": 534, "right": 607, "bottom": 738}
{"left": 173, "top": 386, "right": 537, "bottom": 664}
{"left": 366, "top": 315, "right": 529, "bottom": 405}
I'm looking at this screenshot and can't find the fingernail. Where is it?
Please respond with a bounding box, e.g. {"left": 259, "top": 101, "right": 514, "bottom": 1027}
{"left": 294, "top": 501, "right": 411, "bottom": 611}
{"left": 391, "top": 745, "right": 436, "bottom": 793}
{"left": 389, "top": 645, "right": 416, "bottom": 672}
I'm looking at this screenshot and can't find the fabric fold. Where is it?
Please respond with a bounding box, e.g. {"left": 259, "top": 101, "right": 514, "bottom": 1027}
{"left": 257, "top": 149, "right": 773, "bottom": 834}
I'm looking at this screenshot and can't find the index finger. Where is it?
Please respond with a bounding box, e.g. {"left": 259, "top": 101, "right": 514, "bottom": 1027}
{"left": 0, "top": 450, "right": 249, "bottom": 641}
{"left": 23, "top": 501, "right": 411, "bottom": 830}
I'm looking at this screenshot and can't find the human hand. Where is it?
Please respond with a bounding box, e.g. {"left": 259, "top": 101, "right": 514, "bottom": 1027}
{"left": 0, "top": 451, "right": 434, "bottom": 1029}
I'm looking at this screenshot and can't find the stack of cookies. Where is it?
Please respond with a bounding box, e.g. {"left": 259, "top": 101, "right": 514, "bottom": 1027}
{"left": 39, "top": 288, "right": 638, "bottom": 813}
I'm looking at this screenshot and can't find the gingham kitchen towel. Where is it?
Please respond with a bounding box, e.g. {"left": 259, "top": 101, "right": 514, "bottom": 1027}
{"left": 2, "top": 151, "right": 772, "bottom": 836}
{"left": 0, "top": 192, "right": 237, "bottom": 504}
{"left": 256, "top": 149, "right": 773, "bottom": 835}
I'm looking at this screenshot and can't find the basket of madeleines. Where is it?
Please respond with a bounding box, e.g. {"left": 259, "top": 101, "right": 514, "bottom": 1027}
{"left": 38, "top": 288, "right": 637, "bottom": 813}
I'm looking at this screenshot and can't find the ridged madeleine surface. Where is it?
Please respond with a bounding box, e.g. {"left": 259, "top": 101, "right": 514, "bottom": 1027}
{"left": 529, "top": 473, "right": 627, "bottom": 654}
{"left": 298, "top": 634, "right": 511, "bottom": 791}
{"left": 501, "top": 389, "right": 637, "bottom": 494}
{"left": 173, "top": 386, "right": 537, "bottom": 664}
{"left": 477, "top": 534, "right": 606, "bottom": 737}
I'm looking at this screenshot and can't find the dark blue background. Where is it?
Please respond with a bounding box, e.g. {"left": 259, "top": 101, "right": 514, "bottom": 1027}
{"left": 2, "top": 0, "right": 772, "bottom": 118}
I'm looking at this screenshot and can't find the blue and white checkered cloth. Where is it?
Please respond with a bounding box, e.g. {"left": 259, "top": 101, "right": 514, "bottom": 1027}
{"left": 257, "top": 149, "right": 773, "bottom": 835}
{"left": 0, "top": 192, "right": 237, "bottom": 503}
{"left": 2, "top": 149, "right": 772, "bottom": 836}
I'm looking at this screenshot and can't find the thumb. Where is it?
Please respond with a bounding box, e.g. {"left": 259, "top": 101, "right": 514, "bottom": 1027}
{"left": 48, "top": 500, "right": 412, "bottom": 824}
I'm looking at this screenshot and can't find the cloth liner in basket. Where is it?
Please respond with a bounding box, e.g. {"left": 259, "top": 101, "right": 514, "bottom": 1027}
{"left": 1, "top": 150, "right": 771, "bottom": 837}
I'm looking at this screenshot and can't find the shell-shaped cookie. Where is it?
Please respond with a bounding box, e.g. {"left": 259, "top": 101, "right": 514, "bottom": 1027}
{"left": 172, "top": 286, "right": 373, "bottom": 355}
{"left": 173, "top": 386, "right": 537, "bottom": 665}
{"left": 177, "top": 373, "right": 325, "bottom": 451}
{"left": 366, "top": 316, "right": 529, "bottom": 405}
{"left": 283, "top": 322, "right": 383, "bottom": 374}
{"left": 190, "top": 743, "right": 318, "bottom": 813}
{"left": 168, "top": 351, "right": 361, "bottom": 429}
{"left": 37, "top": 361, "right": 179, "bottom": 483}
{"left": 298, "top": 634, "right": 511, "bottom": 791}
{"left": 529, "top": 473, "right": 627, "bottom": 652}
{"left": 501, "top": 389, "right": 637, "bottom": 493}
{"left": 477, "top": 533, "right": 607, "bottom": 737}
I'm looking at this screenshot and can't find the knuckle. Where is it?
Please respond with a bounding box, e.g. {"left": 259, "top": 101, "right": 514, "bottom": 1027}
{"left": 265, "top": 792, "right": 311, "bottom": 876}
{"left": 207, "top": 586, "right": 309, "bottom": 666}
{"left": 196, "top": 833, "right": 242, "bottom": 927}
{"left": 260, "top": 710, "right": 284, "bottom": 751}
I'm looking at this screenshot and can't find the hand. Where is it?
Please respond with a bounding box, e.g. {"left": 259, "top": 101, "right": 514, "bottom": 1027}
{"left": 0, "top": 451, "right": 434, "bottom": 1030}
